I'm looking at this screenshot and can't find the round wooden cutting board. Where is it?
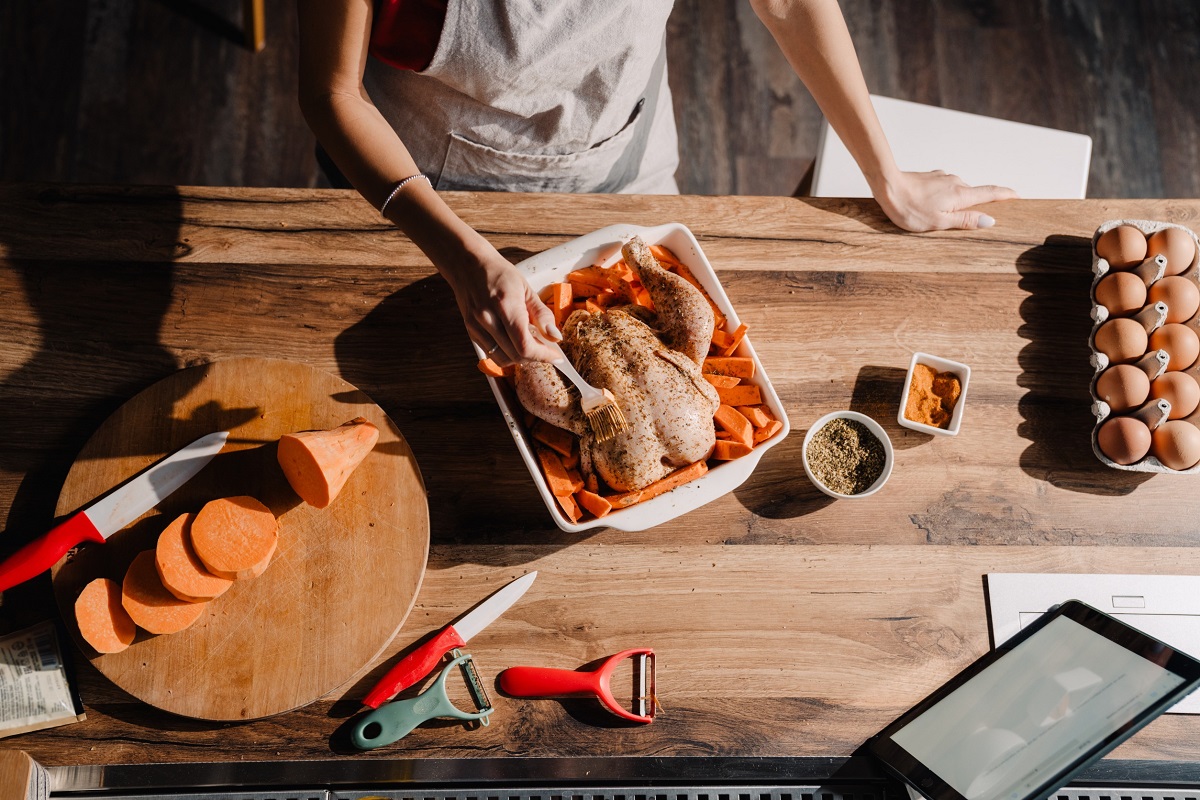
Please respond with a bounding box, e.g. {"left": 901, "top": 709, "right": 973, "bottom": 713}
{"left": 51, "top": 358, "right": 429, "bottom": 721}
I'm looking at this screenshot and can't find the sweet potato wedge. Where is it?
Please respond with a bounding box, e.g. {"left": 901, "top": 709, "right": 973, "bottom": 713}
{"left": 576, "top": 490, "right": 612, "bottom": 519}
{"left": 555, "top": 491, "right": 582, "bottom": 523}
{"left": 532, "top": 420, "right": 576, "bottom": 458}
{"left": 712, "top": 440, "right": 753, "bottom": 460}
{"left": 714, "top": 404, "right": 754, "bottom": 448}
{"left": 277, "top": 417, "right": 379, "bottom": 509}
{"left": 703, "top": 373, "right": 741, "bottom": 389}
{"left": 738, "top": 405, "right": 773, "bottom": 428}
{"left": 716, "top": 383, "right": 763, "bottom": 407}
{"left": 703, "top": 357, "right": 755, "bottom": 379}
{"left": 536, "top": 446, "right": 577, "bottom": 498}
{"left": 753, "top": 419, "right": 784, "bottom": 443}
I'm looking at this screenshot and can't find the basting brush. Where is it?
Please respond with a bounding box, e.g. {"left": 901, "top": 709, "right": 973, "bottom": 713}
{"left": 547, "top": 343, "right": 628, "bottom": 442}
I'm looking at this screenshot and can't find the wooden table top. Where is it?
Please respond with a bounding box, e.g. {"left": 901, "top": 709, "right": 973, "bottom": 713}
{"left": 1, "top": 183, "right": 1198, "bottom": 769}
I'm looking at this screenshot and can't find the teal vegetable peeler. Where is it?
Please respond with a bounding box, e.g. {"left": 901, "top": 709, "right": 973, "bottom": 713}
{"left": 350, "top": 649, "right": 493, "bottom": 750}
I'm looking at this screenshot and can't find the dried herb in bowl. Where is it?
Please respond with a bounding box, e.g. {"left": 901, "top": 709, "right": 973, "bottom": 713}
{"left": 806, "top": 418, "right": 886, "bottom": 495}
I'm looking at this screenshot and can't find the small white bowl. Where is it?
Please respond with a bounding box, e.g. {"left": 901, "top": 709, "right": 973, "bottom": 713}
{"left": 802, "top": 411, "right": 894, "bottom": 499}
{"left": 897, "top": 352, "right": 971, "bottom": 437}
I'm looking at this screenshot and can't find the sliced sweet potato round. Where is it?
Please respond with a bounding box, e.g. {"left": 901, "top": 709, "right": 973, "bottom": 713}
{"left": 190, "top": 496, "right": 278, "bottom": 580}
{"left": 155, "top": 512, "right": 234, "bottom": 602}
{"left": 76, "top": 577, "right": 136, "bottom": 653}
{"left": 121, "top": 551, "right": 208, "bottom": 635}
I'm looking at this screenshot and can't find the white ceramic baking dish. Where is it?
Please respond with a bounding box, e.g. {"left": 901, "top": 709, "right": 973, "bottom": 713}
{"left": 475, "top": 222, "right": 791, "bottom": 532}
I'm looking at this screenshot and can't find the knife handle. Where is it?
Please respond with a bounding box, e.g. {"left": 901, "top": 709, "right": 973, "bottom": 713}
{"left": 0, "top": 514, "right": 106, "bottom": 593}
{"left": 363, "top": 625, "right": 466, "bottom": 709}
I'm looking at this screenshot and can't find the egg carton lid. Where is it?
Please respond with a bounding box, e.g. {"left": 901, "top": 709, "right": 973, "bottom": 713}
{"left": 1090, "top": 219, "right": 1200, "bottom": 473}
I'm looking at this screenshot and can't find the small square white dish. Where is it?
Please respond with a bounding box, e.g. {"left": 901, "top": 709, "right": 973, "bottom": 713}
{"left": 897, "top": 351, "right": 971, "bottom": 436}
{"left": 475, "top": 222, "right": 791, "bottom": 532}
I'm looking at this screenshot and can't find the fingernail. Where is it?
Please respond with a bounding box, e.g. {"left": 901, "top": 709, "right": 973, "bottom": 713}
{"left": 549, "top": 325, "right": 563, "bottom": 342}
{"left": 978, "top": 214, "right": 996, "bottom": 228}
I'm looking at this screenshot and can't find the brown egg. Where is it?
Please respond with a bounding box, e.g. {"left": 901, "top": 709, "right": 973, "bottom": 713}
{"left": 1149, "top": 323, "right": 1200, "bottom": 370}
{"left": 1147, "top": 227, "right": 1198, "bottom": 277}
{"left": 1150, "top": 420, "right": 1200, "bottom": 470}
{"left": 1097, "top": 416, "right": 1152, "bottom": 465}
{"left": 1096, "top": 225, "right": 1148, "bottom": 269}
{"left": 1148, "top": 275, "right": 1200, "bottom": 322}
{"left": 1094, "top": 272, "right": 1147, "bottom": 316}
{"left": 1095, "top": 365, "right": 1150, "bottom": 411}
{"left": 1150, "top": 371, "right": 1200, "bottom": 418}
{"left": 1093, "top": 318, "right": 1148, "bottom": 363}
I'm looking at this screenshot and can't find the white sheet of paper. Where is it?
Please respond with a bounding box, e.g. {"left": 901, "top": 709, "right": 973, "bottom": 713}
{"left": 986, "top": 573, "right": 1200, "bottom": 714}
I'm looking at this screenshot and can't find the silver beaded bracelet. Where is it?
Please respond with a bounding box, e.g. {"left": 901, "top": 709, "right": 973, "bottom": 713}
{"left": 379, "top": 173, "right": 432, "bottom": 216}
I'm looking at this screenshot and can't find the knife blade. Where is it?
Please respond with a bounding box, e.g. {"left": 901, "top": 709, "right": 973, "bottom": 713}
{"left": 363, "top": 570, "right": 538, "bottom": 708}
{"left": 0, "top": 430, "right": 229, "bottom": 593}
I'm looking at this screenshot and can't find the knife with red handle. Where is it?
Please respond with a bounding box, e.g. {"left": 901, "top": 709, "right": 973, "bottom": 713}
{"left": 362, "top": 570, "right": 537, "bottom": 709}
{"left": 0, "top": 431, "right": 229, "bottom": 593}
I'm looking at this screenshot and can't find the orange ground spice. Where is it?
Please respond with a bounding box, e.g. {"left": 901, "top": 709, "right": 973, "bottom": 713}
{"left": 905, "top": 364, "right": 962, "bottom": 428}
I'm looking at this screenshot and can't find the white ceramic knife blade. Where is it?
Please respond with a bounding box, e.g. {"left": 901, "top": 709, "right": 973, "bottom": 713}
{"left": 454, "top": 570, "right": 539, "bottom": 641}
{"left": 86, "top": 430, "right": 230, "bottom": 537}
{"left": 0, "top": 430, "right": 229, "bottom": 593}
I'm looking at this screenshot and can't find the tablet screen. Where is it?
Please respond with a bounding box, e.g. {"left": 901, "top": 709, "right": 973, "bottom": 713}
{"left": 889, "top": 613, "right": 1186, "bottom": 800}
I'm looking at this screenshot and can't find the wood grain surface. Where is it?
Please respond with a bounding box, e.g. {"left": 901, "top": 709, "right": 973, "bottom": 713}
{"left": 0, "top": 750, "right": 36, "bottom": 799}
{"left": 49, "top": 357, "right": 429, "bottom": 720}
{"left": 1, "top": 186, "right": 1199, "bottom": 767}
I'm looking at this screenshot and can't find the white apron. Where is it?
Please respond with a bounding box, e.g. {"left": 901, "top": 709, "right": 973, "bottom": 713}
{"left": 364, "top": 0, "right": 679, "bottom": 194}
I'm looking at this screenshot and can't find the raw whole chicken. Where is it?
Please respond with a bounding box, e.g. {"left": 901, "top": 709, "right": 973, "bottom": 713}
{"left": 514, "top": 236, "right": 720, "bottom": 492}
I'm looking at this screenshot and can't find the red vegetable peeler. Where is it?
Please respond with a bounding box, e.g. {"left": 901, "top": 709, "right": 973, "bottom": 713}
{"left": 498, "top": 648, "right": 657, "bottom": 723}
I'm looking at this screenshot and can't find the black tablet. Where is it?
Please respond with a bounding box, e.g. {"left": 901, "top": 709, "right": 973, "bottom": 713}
{"left": 868, "top": 599, "right": 1200, "bottom": 800}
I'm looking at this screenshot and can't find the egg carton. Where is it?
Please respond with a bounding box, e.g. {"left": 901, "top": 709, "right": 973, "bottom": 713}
{"left": 1089, "top": 218, "right": 1200, "bottom": 472}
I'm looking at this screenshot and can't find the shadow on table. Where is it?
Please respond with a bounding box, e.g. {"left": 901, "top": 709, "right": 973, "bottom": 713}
{"left": 733, "top": 364, "right": 927, "bottom": 524}
{"left": 333, "top": 270, "right": 600, "bottom": 563}
{"left": 729, "top": 422, "right": 833, "bottom": 524}
{"left": 1015, "top": 234, "right": 1151, "bottom": 495}
{"left": 0, "top": 185, "right": 198, "bottom": 626}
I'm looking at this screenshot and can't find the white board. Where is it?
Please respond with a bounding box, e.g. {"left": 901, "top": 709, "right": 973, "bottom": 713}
{"left": 986, "top": 573, "right": 1200, "bottom": 714}
{"left": 812, "top": 95, "right": 1093, "bottom": 200}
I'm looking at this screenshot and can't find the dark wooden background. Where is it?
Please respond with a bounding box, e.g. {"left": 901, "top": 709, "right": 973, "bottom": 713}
{"left": 1, "top": 0, "right": 1197, "bottom": 197}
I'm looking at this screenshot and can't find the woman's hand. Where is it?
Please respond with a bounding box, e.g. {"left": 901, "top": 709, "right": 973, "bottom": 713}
{"left": 872, "top": 170, "right": 1019, "bottom": 232}
{"left": 439, "top": 240, "right": 563, "bottom": 365}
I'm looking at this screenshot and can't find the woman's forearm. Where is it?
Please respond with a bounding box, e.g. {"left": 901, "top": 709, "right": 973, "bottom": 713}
{"left": 298, "top": 89, "right": 489, "bottom": 272}
{"left": 749, "top": 0, "right": 1016, "bottom": 230}
{"left": 296, "top": 0, "right": 486, "bottom": 274}
{"left": 749, "top": 0, "right": 899, "bottom": 192}
{"left": 295, "top": 0, "right": 561, "bottom": 361}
